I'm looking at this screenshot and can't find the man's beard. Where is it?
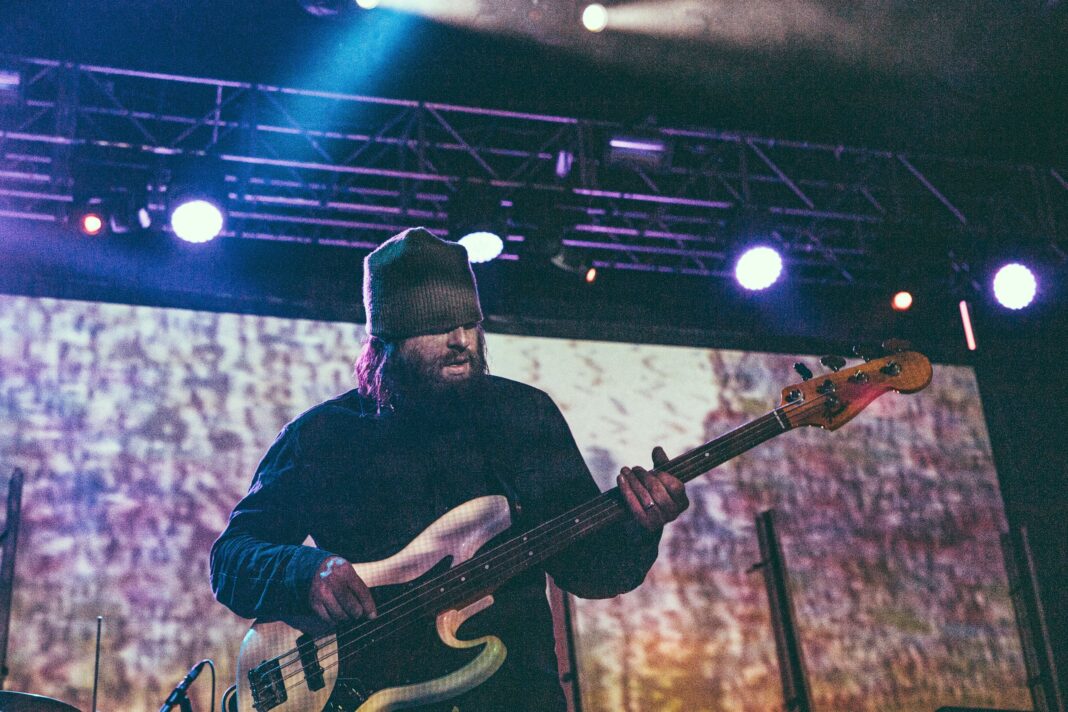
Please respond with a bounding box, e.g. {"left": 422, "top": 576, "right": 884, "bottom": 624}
{"left": 387, "top": 344, "right": 487, "bottom": 422}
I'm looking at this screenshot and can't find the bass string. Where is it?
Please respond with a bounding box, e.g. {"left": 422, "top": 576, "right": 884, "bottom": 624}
{"left": 268, "top": 391, "right": 839, "bottom": 689}
{"left": 269, "top": 406, "right": 793, "bottom": 677}
{"left": 268, "top": 392, "right": 830, "bottom": 685}
{"left": 268, "top": 392, "right": 828, "bottom": 686}
{"left": 319, "top": 403, "right": 803, "bottom": 637}
{"left": 271, "top": 501, "right": 632, "bottom": 690}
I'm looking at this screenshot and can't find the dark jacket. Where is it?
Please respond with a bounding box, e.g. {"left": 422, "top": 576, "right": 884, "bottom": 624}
{"left": 210, "top": 375, "right": 659, "bottom": 710}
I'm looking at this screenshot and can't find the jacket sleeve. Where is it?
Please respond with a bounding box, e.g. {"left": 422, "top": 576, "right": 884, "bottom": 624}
{"left": 526, "top": 390, "right": 662, "bottom": 599}
{"left": 209, "top": 425, "right": 334, "bottom": 620}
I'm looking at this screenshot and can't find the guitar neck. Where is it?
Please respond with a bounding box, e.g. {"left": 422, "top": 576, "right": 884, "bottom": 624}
{"left": 443, "top": 407, "right": 794, "bottom": 600}
{"left": 335, "top": 407, "right": 794, "bottom": 657}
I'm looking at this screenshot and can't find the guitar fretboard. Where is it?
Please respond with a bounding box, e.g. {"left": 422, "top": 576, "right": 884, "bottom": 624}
{"left": 347, "top": 406, "right": 793, "bottom": 650}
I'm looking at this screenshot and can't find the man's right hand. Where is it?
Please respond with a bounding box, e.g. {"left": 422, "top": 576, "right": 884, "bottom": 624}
{"left": 309, "top": 556, "right": 378, "bottom": 624}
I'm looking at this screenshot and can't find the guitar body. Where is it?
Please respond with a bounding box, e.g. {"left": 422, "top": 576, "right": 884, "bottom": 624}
{"left": 236, "top": 495, "right": 513, "bottom": 712}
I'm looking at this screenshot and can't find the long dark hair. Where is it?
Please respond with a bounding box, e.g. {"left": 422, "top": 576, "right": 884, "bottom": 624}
{"left": 354, "top": 326, "right": 488, "bottom": 411}
{"left": 354, "top": 335, "right": 399, "bottom": 410}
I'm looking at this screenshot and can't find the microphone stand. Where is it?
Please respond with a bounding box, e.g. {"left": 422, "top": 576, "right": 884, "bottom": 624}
{"left": 159, "top": 660, "right": 208, "bottom": 712}
{"left": 0, "top": 470, "right": 24, "bottom": 691}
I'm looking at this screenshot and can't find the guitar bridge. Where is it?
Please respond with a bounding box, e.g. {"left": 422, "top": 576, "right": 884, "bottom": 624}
{"left": 249, "top": 658, "right": 288, "bottom": 712}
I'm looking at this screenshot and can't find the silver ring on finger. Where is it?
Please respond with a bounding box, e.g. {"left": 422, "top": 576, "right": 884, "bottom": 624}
{"left": 643, "top": 500, "right": 656, "bottom": 510}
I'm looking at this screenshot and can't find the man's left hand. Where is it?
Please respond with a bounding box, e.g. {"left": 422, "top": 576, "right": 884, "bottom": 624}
{"left": 618, "top": 446, "right": 689, "bottom": 531}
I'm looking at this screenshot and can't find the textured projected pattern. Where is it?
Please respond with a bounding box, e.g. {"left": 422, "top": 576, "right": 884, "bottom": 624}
{"left": 0, "top": 296, "right": 364, "bottom": 710}
{"left": 0, "top": 296, "right": 1027, "bottom": 711}
{"left": 491, "top": 338, "right": 1027, "bottom": 712}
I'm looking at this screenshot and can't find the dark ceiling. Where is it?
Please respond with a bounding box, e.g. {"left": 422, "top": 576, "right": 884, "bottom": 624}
{"left": 2, "top": 0, "right": 1065, "bottom": 164}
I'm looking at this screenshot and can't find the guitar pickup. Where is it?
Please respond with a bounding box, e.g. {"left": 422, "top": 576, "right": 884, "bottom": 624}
{"left": 249, "top": 658, "right": 288, "bottom": 712}
{"left": 297, "top": 633, "right": 326, "bottom": 691}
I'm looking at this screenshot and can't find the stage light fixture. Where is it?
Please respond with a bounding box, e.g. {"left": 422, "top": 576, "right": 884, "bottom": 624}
{"left": 735, "top": 246, "right": 783, "bottom": 291}
{"left": 992, "top": 262, "right": 1036, "bottom": 310}
{"left": 356, "top": 0, "right": 380, "bottom": 8}
{"left": 891, "top": 291, "right": 913, "bottom": 311}
{"left": 99, "top": 187, "right": 152, "bottom": 235}
{"left": 71, "top": 191, "right": 110, "bottom": 236}
{"left": 585, "top": 266, "right": 598, "bottom": 283}
{"left": 550, "top": 246, "right": 590, "bottom": 276}
{"left": 165, "top": 158, "right": 229, "bottom": 244}
{"left": 555, "top": 150, "right": 574, "bottom": 180}
{"left": 582, "top": 4, "right": 608, "bottom": 32}
{"left": 0, "top": 68, "right": 21, "bottom": 105}
{"left": 607, "top": 134, "right": 671, "bottom": 171}
{"left": 458, "top": 231, "right": 504, "bottom": 264}
{"left": 448, "top": 184, "right": 508, "bottom": 262}
{"left": 170, "top": 199, "right": 225, "bottom": 244}
{"left": 136, "top": 207, "right": 153, "bottom": 230}
{"left": 959, "top": 300, "right": 977, "bottom": 351}
{"left": 79, "top": 212, "right": 105, "bottom": 236}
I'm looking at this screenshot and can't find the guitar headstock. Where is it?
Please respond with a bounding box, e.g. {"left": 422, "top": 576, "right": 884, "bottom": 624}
{"left": 779, "top": 351, "right": 932, "bottom": 431}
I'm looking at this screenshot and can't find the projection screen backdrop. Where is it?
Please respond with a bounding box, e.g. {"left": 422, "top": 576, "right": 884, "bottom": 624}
{"left": 0, "top": 295, "right": 1027, "bottom": 711}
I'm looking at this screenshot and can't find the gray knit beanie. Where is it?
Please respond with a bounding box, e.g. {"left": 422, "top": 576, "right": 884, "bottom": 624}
{"left": 363, "top": 227, "right": 483, "bottom": 339}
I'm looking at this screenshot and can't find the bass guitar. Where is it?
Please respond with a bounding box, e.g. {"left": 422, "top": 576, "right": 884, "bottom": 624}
{"left": 236, "top": 349, "right": 932, "bottom": 712}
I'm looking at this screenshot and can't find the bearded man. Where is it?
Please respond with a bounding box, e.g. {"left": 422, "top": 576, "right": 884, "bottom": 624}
{"left": 210, "top": 227, "right": 688, "bottom": 711}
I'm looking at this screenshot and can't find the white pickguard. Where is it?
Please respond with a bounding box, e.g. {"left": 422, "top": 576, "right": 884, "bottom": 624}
{"left": 236, "top": 495, "right": 513, "bottom": 712}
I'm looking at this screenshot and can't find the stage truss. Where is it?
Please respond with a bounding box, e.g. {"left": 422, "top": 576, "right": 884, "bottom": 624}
{"left": 0, "top": 56, "right": 1065, "bottom": 288}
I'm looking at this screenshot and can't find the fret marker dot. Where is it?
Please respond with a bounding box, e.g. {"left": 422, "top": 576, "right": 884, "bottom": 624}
{"left": 484, "top": 564, "right": 490, "bottom": 569}
{"left": 440, "top": 587, "right": 445, "bottom": 593}
{"left": 461, "top": 576, "right": 466, "bottom": 582}
{"left": 528, "top": 551, "right": 533, "bottom": 556}
{"left": 574, "top": 518, "right": 580, "bottom": 524}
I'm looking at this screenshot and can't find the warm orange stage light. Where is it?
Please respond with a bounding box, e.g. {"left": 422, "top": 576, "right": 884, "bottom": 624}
{"left": 80, "top": 213, "right": 104, "bottom": 236}
{"left": 891, "top": 291, "right": 913, "bottom": 311}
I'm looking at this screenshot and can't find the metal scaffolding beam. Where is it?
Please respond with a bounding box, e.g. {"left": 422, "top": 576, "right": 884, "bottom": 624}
{"left": 1, "top": 56, "right": 1065, "bottom": 287}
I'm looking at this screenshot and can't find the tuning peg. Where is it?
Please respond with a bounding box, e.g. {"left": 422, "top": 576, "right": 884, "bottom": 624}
{"left": 852, "top": 344, "right": 877, "bottom": 362}
{"left": 793, "top": 362, "right": 813, "bottom": 381}
{"left": 881, "top": 338, "right": 912, "bottom": 354}
{"left": 820, "top": 355, "right": 847, "bottom": 372}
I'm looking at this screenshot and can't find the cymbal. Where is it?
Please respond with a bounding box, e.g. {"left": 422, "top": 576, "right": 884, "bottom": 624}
{"left": 0, "top": 691, "right": 81, "bottom": 711}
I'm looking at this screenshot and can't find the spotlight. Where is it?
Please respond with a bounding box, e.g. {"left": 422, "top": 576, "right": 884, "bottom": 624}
{"left": 166, "top": 158, "right": 228, "bottom": 244}
{"left": 555, "top": 150, "right": 574, "bottom": 180}
{"left": 607, "top": 135, "right": 670, "bottom": 171}
{"left": 891, "top": 291, "right": 913, "bottom": 311}
{"left": 992, "top": 262, "right": 1036, "bottom": 310}
{"left": 355, "top": 0, "right": 380, "bottom": 8}
{"left": 136, "top": 207, "right": 153, "bottom": 230}
{"left": 0, "top": 68, "right": 21, "bottom": 105}
{"left": 734, "top": 246, "right": 783, "bottom": 291}
{"left": 71, "top": 192, "right": 109, "bottom": 236}
{"left": 103, "top": 187, "right": 152, "bottom": 235}
{"left": 79, "top": 212, "right": 105, "bottom": 236}
{"left": 585, "top": 267, "right": 598, "bottom": 284}
{"left": 448, "top": 184, "right": 507, "bottom": 262}
{"left": 170, "top": 199, "right": 225, "bottom": 244}
{"left": 458, "top": 231, "right": 504, "bottom": 264}
{"left": 582, "top": 4, "right": 608, "bottom": 32}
